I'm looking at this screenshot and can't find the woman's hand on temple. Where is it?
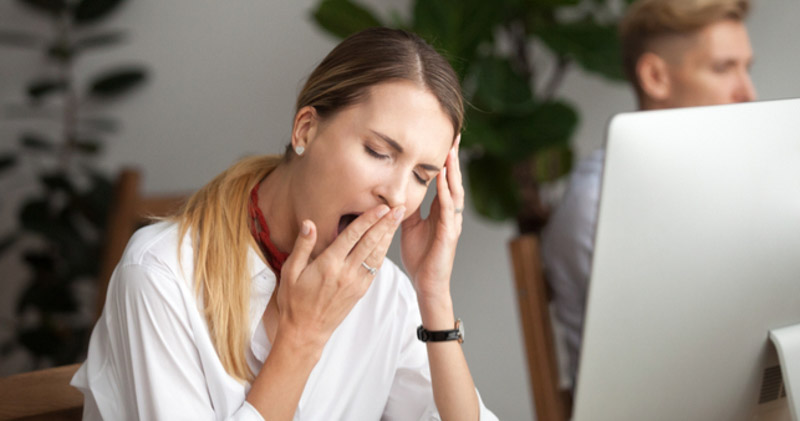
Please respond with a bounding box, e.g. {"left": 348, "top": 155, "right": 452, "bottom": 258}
{"left": 401, "top": 135, "right": 464, "bottom": 303}
{"left": 276, "top": 204, "right": 405, "bottom": 352}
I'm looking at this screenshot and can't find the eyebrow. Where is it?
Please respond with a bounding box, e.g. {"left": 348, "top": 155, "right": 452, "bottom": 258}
{"left": 370, "top": 130, "right": 441, "bottom": 172}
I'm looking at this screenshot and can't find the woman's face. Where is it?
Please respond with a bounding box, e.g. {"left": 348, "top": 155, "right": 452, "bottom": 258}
{"left": 291, "top": 80, "right": 455, "bottom": 256}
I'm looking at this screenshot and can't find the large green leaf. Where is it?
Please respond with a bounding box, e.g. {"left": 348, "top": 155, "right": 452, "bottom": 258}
{"left": 530, "top": 0, "right": 580, "bottom": 6}
{"left": 20, "top": 194, "right": 96, "bottom": 279}
{"left": 0, "top": 232, "right": 19, "bottom": 257}
{"left": 56, "top": 204, "right": 100, "bottom": 279}
{"left": 78, "top": 170, "right": 113, "bottom": 226}
{"left": 0, "top": 154, "right": 17, "bottom": 174}
{"left": 18, "top": 325, "right": 62, "bottom": 357}
{"left": 20, "top": 133, "right": 54, "bottom": 152}
{"left": 46, "top": 40, "right": 73, "bottom": 63}
{"left": 87, "top": 67, "right": 147, "bottom": 99}
{"left": 527, "top": 0, "right": 580, "bottom": 6}
{"left": 47, "top": 31, "right": 128, "bottom": 61}
{"left": 462, "top": 108, "right": 508, "bottom": 156}
{"left": 76, "top": 30, "right": 127, "bottom": 50}
{"left": 471, "top": 56, "right": 534, "bottom": 114}
{"left": 532, "top": 144, "right": 573, "bottom": 182}
{"left": 74, "top": 138, "right": 103, "bottom": 155}
{"left": 311, "top": 0, "right": 383, "bottom": 40}
{"left": 20, "top": 197, "right": 80, "bottom": 248}
{"left": 40, "top": 171, "right": 76, "bottom": 194}
{"left": 536, "top": 21, "right": 625, "bottom": 81}
{"left": 20, "top": 199, "right": 52, "bottom": 236}
{"left": 17, "top": 277, "right": 77, "bottom": 314}
{"left": 73, "top": 0, "right": 127, "bottom": 26}
{"left": 466, "top": 154, "right": 519, "bottom": 221}
{"left": 500, "top": 100, "right": 578, "bottom": 159}
{"left": 22, "top": 251, "right": 56, "bottom": 273}
{"left": 26, "top": 79, "right": 68, "bottom": 101}
{"left": 412, "top": 0, "right": 500, "bottom": 77}
{"left": 464, "top": 100, "right": 577, "bottom": 164}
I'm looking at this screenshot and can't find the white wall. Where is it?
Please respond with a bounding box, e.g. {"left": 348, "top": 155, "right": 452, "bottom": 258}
{"left": 1, "top": 1, "right": 799, "bottom": 419}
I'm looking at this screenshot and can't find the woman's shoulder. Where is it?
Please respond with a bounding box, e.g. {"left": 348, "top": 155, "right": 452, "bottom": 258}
{"left": 120, "top": 220, "right": 184, "bottom": 268}
{"left": 103, "top": 221, "right": 200, "bottom": 321}
{"left": 112, "top": 220, "right": 194, "bottom": 293}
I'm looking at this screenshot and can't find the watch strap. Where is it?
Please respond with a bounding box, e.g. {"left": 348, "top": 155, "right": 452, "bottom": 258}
{"left": 416, "top": 319, "right": 463, "bottom": 343}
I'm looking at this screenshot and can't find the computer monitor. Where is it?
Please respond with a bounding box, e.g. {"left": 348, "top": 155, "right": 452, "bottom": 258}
{"left": 573, "top": 98, "right": 800, "bottom": 421}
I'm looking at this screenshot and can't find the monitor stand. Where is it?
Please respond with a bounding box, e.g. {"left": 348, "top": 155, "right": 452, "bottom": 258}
{"left": 770, "top": 324, "right": 800, "bottom": 421}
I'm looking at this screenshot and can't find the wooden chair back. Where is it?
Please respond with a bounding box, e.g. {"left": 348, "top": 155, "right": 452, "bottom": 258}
{"left": 95, "top": 168, "right": 186, "bottom": 319}
{"left": 509, "top": 234, "right": 572, "bottom": 421}
{"left": 0, "top": 364, "right": 82, "bottom": 420}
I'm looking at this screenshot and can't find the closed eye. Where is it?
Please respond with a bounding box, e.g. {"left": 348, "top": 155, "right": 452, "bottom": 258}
{"left": 414, "top": 172, "right": 429, "bottom": 186}
{"left": 366, "top": 143, "right": 431, "bottom": 186}
{"left": 364, "top": 145, "right": 389, "bottom": 160}
{"left": 711, "top": 60, "right": 736, "bottom": 73}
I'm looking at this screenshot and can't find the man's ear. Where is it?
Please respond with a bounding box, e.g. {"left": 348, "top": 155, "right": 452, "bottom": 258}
{"left": 291, "top": 106, "right": 318, "bottom": 154}
{"left": 637, "top": 52, "right": 672, "bottom": 102}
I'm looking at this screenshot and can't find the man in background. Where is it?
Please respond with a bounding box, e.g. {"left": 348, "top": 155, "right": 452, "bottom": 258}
{"left": 541, "top": 0, "right": 756, "bottom": 391}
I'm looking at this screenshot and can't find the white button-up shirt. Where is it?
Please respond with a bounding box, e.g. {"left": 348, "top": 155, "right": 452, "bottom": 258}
{"left": 71, "top": 221, "right": 497, "bottom": 420}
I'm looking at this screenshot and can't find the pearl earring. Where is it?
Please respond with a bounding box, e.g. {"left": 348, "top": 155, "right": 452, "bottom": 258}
{"left": 295, "top": 146, "right": 305, "bottom": 156}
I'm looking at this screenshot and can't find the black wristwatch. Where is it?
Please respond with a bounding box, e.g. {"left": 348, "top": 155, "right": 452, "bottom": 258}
{"left": 417, "top": 319, "right": 464, "bottom": 343}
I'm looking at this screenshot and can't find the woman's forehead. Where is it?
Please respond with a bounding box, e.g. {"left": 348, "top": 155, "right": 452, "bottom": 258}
{"left": 351, "top": 81, "right": 454, "bottom": 153}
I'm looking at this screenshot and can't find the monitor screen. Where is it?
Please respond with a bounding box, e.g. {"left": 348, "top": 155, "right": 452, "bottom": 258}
{"left": 573, "top": 98, "right": 800, "bottom": 420}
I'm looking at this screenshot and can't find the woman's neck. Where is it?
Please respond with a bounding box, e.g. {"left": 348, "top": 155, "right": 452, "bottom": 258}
{"left": 256, "top": 163, "right": 296, "bottom": 256}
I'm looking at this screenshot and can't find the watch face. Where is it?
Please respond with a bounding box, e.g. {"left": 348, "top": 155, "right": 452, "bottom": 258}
{"left": 457, "top": 318, "right": 465, "bottom": 343}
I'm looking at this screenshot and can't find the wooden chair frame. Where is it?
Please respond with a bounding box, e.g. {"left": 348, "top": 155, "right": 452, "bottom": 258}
{"left": 0, "top": 364, "right": 82, "bottom": 420}
{"left": 509, "top": 234, "right": 572, "bottom": 421}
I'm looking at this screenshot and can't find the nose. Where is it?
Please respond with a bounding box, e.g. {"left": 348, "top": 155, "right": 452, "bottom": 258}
{"left": 375, "top": 172, "right": 408, "bottom": 209}
{"left": 735, "top": 70, "right": 757, "bottom": 102}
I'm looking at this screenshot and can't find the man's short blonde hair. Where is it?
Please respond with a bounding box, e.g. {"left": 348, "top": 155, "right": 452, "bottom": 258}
{"left": 620, "top": 0, "right": 750, "bottom": 90}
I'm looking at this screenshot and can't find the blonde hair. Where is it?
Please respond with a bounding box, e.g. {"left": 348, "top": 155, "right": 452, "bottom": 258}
{"left": 173, "top": 28, "right": 464, "bottom": 383}
{"left": 173, "top": 155, "right": 282, "bottom": 381}
{"left": 296, "top": 27, "right": 463, "bottom": 137}
{"left": 620, "top": 0, "right": 750, "bottom": 92}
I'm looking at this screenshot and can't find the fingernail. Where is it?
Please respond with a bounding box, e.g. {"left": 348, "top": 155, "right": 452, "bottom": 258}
{"left": 456, "top": 134, "right": 461, "bottom": 147}
{"left": 393, "top": 206, "right": 405, "bottom": 221}
{"left": 377, "top": 206, "right": 390, "bottom": 218}
{"left": 301, "top": 221, "right": 311, "bottom": 236}
{"left": 442, "top": 167, "right": 447, "bottom": 179}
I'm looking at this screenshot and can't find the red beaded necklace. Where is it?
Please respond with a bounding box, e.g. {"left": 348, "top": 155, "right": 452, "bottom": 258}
{"left": 248, "top": 183, "right": 289, "bottom": 279}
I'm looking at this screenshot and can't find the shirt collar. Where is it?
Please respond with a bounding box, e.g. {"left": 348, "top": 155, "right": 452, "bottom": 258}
{"left": 247, "top": 245, "right": 277, "bottom": 360}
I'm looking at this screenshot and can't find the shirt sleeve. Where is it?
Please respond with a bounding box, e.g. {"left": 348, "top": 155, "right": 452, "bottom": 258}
{"left": 541, "top": 149, "right": 605, "bottom": 386}
{"left": 381, "top": 280, "right": 498, "bottom": 421}
{"left": 75, "top": 263, "right": 263, "bottom": 421}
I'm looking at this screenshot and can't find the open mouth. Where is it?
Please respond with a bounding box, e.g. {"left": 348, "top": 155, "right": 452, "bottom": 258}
{"left": 337, "top": 213, "right": 360, "bottom": 235}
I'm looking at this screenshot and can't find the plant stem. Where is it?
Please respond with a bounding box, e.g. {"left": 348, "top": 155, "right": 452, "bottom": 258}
{"left": 542, "top": 55, "right": 571, "bottom": 101}
{"left": 512, "top": 159, "right": 549, "bottom": 234}
{"left": 510, "top": 20, "right": 533, "bottom": 89}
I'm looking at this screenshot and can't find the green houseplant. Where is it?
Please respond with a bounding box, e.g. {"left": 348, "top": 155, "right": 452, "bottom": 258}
{"left": 311, "top": 0, "right": 632, "bottom": 233}
{"left": 0, "top": 0, "right": 147, "bottom": 369}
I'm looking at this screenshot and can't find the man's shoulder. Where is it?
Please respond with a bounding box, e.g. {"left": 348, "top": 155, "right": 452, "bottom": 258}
{"left": 571, "top": 148, "right": 605, "bottom": 187}
{"left": 542, "top": 148, "right": 605, "bottom": 247}
{"left": 558, "top": 148, "right": 605, "bottom": 209}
